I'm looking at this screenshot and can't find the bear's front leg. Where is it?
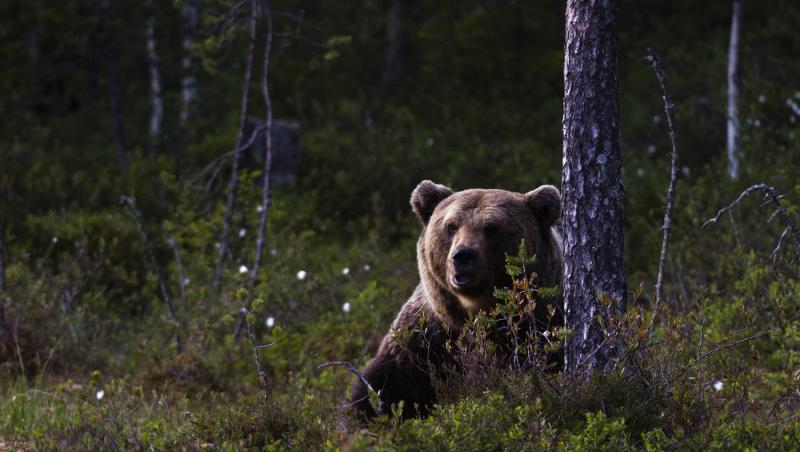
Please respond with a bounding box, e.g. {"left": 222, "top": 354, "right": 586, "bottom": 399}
{"left": 350, "top": 333, "right": 438, "bottom": 419}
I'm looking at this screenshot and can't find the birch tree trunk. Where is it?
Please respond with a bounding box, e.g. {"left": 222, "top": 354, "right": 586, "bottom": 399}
{"left": 251, "top": 2, "right": 274, "bottom": 286}
{"left": 561, "top": 0, "right": 626, "bottom": 376}
{"left": 726, "top": 0, "right": 742, "bottom": 179}
{"left": 146, "top": 0, "right": 163, "bottom": 157}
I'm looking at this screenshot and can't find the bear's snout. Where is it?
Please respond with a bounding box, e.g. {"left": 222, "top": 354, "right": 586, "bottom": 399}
{"left": 452, "top": 247, "right": 478, "bottom": 272}
{"left": 449, "top": 245, "right": 481, "bottom": 289}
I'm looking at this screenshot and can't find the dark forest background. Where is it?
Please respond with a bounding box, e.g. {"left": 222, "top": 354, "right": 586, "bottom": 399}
{"left": 1, "top": 0, "right": 799, "bottom": 449}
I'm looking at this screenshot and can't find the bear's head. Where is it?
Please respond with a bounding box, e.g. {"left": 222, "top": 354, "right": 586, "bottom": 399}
{"left": 411, "top": 180, "right": 561, "bottom": 315}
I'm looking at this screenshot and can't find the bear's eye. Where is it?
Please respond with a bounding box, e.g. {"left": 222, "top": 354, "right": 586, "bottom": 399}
{"left": 446, "top": 224, "right": 457, "bottom": 235}
{"left": 484, "top": 224, "right": 498, "bottom": 238}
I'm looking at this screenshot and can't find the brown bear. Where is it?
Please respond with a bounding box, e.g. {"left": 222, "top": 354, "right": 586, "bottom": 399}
{"left": 351, "top": 180, "right": 564, "bottom": 419}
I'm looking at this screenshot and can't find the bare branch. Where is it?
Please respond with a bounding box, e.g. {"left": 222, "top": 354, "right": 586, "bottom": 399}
{"left": 645, "top": 48, "right": 680, "bottom": 316}
{"left": 273, "top": 31, "right": 329, "bottom": 49}
{"left": 190, "top": 124, "right": 270, "bottom": 187}
{"left": 120, "top": 196, "right": 182, "bottom": 351}
{"left": 669, "top": 329, "right": 770, "bottom": 386}
{"left": 770, "top": 226, "right": 791, "bottom": 264}
{"left": 702, "top": 183, "right": 800, "bottom": 256}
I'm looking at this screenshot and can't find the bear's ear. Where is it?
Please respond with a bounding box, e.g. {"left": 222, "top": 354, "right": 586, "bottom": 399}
{"left": 411, "top": 180, "right": 453, "bottom": 225}
{"left": 525, "top": 185, "right": 561, "bottom": 229}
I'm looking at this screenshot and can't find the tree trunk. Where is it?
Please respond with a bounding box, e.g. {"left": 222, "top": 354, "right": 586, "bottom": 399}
{"left": 561, "top": 0, "right": 626, "bottom": 376}
{"left": 213, "top": 0, "right": 258, "bottom": 292}
{"left": 726, "top": 0, "right": 742, "bottom": 179}
{"left": 381, "top": 0, "right": 404, "bottom": 85}
{"left": 251, "top": 2, "right": 274, "bottom": 287}
{"left": 102, "top": 0, "right": 128, "bottom": 171}
{"left": 179, "top": 1, "right": 198, "bottom": 130}
{"left": 146, "top": 0, "right": 163, "bottom": 157}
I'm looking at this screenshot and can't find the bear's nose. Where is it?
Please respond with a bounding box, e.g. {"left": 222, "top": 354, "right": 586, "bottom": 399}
{"left": 452, "top": 247, "right": 478, "bottom": 272}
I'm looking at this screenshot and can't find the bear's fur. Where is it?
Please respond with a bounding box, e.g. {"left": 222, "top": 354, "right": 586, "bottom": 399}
{"left": 351, "top": 180, "right": 564, "bottom": 419}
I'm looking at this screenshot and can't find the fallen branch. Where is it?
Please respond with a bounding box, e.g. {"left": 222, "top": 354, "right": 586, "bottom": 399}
{"left": 120, "top": 196, "right": 182, "bottom": 351}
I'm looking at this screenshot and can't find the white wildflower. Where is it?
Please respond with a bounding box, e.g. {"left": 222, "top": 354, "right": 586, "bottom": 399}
{"left": 238, "top": 228, "right": 246, "bottom": 238}
{"left": 239, "top": 265, "right": 248, "bottom": 274}
{"left": 363, "top": 264, "right": 371, "bottom": 272}
{"left": 265, "top": 316, "right": 275, "bottom": 328}
{"left": 681, "top": 166, "right": 690, "bottom": 177}
{"left": 52, "top": 236, "right": 59, "bottom": 244}
{"left": 181, "top": 277, "right": 190, "bottom": 287}
{"left": 426, "top": 137, "right": 435, "bottom": 147}
{"left": 647, "top": 144, "right": 656, "bottom": 154}
{"left": 754, "top": 119, "right": 762, "bottom": 127}
{"left": 342, "top": 302, "right": 351, "bottom": 313}
{"left": 270, "top": 248, "right": 277, "bottom": 256}
{"left": 652, "top": 114, "right": 661, "bottom": 124}
{"left": 96, "top": 390, "right": 105, "bottom": 400}
{"left": 215, "top": 242, "right": 221, "bottom": 249}
{"left": 758, "top": 94, "right": 766, "bottom": 103}
{"left": 341, "top": 267, "right": 350, "bottom": 276}
{"left": 296, "top": 270, "right": 307, "bottom": 281}
{"left": 256, "top": 205, "right": 264, "bottom": 213}
{"left": 713, "top": 380, "right": 723, "bottom": 392}
{"left": 636, "top": 168, "right": 645, "bottom": 177}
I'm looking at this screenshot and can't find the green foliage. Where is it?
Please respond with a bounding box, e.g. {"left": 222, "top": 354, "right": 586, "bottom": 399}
{"left": 1, "top": 0, "right": 799, "bottom": 449}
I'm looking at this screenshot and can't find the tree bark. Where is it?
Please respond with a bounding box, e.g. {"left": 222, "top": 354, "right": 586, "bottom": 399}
{"left": 561, "top": 0, "right": 626, "bottom": 376}
{"left": 213, "top": 0, "right": 258, "bottom": 292}
{"left": 146, "top": 0, "right": 163, "bottom": 157}
{"left": 726, "top": 0, "right": 742, "bottom": 179}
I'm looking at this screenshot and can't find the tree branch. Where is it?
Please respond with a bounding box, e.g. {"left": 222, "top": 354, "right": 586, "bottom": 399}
{"left": 702, "top": 183, "right": 800, "bottom": 257}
